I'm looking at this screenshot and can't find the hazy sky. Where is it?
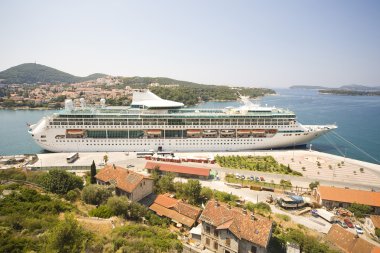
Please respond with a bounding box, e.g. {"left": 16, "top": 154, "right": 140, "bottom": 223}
{"left": 1, "top": 0, "right": 380, "bottom": 88}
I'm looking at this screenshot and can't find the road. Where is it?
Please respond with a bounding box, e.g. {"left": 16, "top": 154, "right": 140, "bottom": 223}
{"left": 196, "top": 179, "right": 332, "bottom": 234}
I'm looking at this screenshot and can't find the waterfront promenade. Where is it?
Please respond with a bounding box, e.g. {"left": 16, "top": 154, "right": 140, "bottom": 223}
{"left": 23, "top": 149, "right": 380, "bottom": 191}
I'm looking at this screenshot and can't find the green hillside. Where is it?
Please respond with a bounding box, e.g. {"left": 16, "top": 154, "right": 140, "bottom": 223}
{"left": 0, "top": 63, "right": 107, "bottom": 84}
{"left": 123, "top": 77, "right": 276, "bottom": 105}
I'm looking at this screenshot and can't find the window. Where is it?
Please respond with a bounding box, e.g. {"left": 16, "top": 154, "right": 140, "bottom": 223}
{"left": 206, "top": 238, "right": 210, "bottom": 245}
{"left": 251, "top": 246, "right": 257, "bottom": 253}
{"left": 226, "top": 238, "right": 230, "bottom": 247}
{"left": 214, "top": 230, "right": 218, "bottom": 237}
{"left": 225, "top": 250, "right": 230, "bottom": 253}
{"left": 214, "top": 242, "right": 218, "bottom": 250}
{"left": 206, "top": 226, "right": 211, "bottom": 234}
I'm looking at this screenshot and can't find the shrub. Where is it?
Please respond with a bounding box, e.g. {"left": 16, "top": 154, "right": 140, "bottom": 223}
{"left": 82, "top": 185, "right": 112, "bottom": 205}
{"left": 276, "top": 214, "right": 291, "bottom": 222}
{"left": 40, "top": 169, "right": 83, "bottom": 195}
{"left": 89, "top": 205, "right": 114, "bottom": 218}
{"left": 65, "top": 189, "right": 80, "bottom": 202}
{"left": 106, "top": 196, "right": 129, "bottom": 217}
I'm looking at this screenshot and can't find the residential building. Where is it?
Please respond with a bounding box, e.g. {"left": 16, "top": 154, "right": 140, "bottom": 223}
{"left": 314, "top": 186, "right": 380, "bottom": 214}
{"left": 326, "top": 224, "right": 380, "bottom": 253}
{"left": 364, "top": 215, "right": 380, "bottom": 237}
{"left": 199, "top": 200, "right": 273, "bottom": 253}
{"left": 145, "top": 161, "right": 210, "bottom": 179}
{"left": 95, "top": 164, "right": 153, "bottom": 202}
{"left": 149, "top": 193, "right": 202, "bottom": 228}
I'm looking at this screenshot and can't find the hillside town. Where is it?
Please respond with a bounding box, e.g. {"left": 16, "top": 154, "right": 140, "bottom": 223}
{"left": 0, "top": 76, "right": 133, "bottom": 108}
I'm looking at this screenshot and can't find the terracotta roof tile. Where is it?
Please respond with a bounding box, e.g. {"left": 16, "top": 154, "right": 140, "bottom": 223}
{"left": 145, "top": 161, "right": 210, "bottom": 177}
{"left": 95, "top": 164, "right": 152, "bottom": 193}
{"left": 200, "top": 200, "right": 273, "bottom": 248}
{"left": 318, "top": 186, "right": 380, "bottom": 207}
{"left": 370, "top": 215, "right": 380, "bottom": 228}
{"left": 154, "top": 193, "right": 179, "bottom": 208}
{"left": 149, "top": 203, "right": 196, "bottom": 227}
{"left": 326, "top": 224, "right": 377, "bottom": 253}
{"left": 372, "top": 247, "right": 380, "bottom": 253}
{"left": 174, "top": 202, "right": 202, "bottom": 221}
{"left": 149, "top": 194, "right": 201, "bottom": 227}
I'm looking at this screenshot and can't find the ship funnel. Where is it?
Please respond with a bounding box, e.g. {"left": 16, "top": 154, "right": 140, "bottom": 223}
{"left": 65, "top": 99, "right": 74, "bottom": 111}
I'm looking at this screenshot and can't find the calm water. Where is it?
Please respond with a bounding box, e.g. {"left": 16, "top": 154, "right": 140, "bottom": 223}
{"left": 0, "top": 89, "right": 379, "bottom": 164}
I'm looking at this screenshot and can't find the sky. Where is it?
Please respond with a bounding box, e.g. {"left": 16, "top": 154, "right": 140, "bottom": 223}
{"left": 0, "top": 0, "right": 380, "bottom": 88}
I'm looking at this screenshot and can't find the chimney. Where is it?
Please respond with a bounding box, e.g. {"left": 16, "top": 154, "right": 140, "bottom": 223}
{"left": 242, "top": 208, "right": 247, "bottom": 215}
{"left": 251, "top": 213, "right": 256, "bottom": 220}
{"left": 227, "top": 204, "right": 231, "bottom": 209}
{"left": 215, "top": 200, "right": 220, "bottom": 207}
{"left": 112, "top": 164, "right": 116, "bottom": 170}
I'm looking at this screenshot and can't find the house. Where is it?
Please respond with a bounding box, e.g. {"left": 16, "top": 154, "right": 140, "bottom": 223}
{"left": 149, "top": 194, "right": 202, "bottom": 228}
{"left": 145, "top": 161, "right": 210, "bottom": 179}
{"left": 364, "top": 215, "right": 380, "bottom": 237}
{"left": 199, "top": 200, "right": 273, "bottom": 253}
{"left": 95, "top": 164, "right": 153, "bottom": 202}
{"left": 314, "top": 185, "right": 380, "bottom": 214}
{"left": 326, "top": 224, "right": 380, "bottom": 253}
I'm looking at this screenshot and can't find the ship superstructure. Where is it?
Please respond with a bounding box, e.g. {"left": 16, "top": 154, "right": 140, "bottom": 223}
{"left": 29, "top": 90, "right": 336, "bottom": 152}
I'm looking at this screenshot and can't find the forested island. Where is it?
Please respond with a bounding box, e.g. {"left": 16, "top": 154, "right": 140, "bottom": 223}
{"left": 319, "top": 89, "right": 380, "bottom": 96}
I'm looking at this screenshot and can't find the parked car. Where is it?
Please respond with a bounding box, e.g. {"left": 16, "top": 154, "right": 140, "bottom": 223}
{"left": 344, "top": 218, "right": 354, "bottom": 228}
{"left": 255, "top": 177, "right": 260, "bottom": 181}
{"left": 235, "top": 173, "right": 240, "bottom": 179}
{"left": 127, "top": 164, "right": 135, "bottom": 168}
{"left": 355, "top": 224, "right": 364, "bottom": 234}
{"left": 311, "top": 209, "right": 319, "bottom": 218}
{"left": 260, "top": 176, "right": 265, "bottom": 181}
{"left": 249, "top": 176, "right": 255, "bottom": 181}
{"left": 97, "top": 162, "right": 105, "bottom": 166}
{"left": 338, "top": 220, "right": 348, "bottom": 228}
{"left": 240, "top": 175, "right": 245, "bottom": 180}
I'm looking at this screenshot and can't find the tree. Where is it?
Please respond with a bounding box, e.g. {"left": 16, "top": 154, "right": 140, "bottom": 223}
{"left": 200, "top": 187, "right": 213, "bottom": 203}
{"left": 183, "top": 179, "right": 202, "bottom": 205}
{"left": 376, "top": 228, "right": 380, "bottom": 238}
{"left": 103, "top": 154, "right": 109, "bottom": 164}
{"left": 107, "top": 196, "right": 129, "bottom": 217}
{"left": 40, "top": 169, "right": 83, "bottom": 195}
{"left": 82, "top": 185, "right": 113, "bottom": 205}
{"left": 309, "top": 181, "right": 320, "bottom": 190}
{"left": 348, "top": 203, "right": 373, "bottom": 218}
{"left": 90, "top": 160, "right": 97, "bottom": 184}
{"left": 156, "top": 173, "right": 175, "bottom": 193}
{"left": 44, "top": 214, "right": 92, "bottom": 253}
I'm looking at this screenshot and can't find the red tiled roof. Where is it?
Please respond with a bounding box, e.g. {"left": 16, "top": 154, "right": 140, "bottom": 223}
{"left": 150, "top": 203, "right": 196, "bottom": 227}
{"left": 372, "top": 247, "right": 380, "bottom": 253}
{"left": 174, "top": 202, "right": 202, "bottom": 221}
{"left": 149, "top": 194, "right": 201, "bottom": 227}
{"left": 145, "top": 161, "right": 210, "bottom": 177}
{"left": 200, "top": 200, "right": 273, "bottom": 248}
{"left": 370, "top": 215, "right": 380, "bottom": 228}
{"left": 326, "top": 224, "right": 378, "bottom": 253}
{"left": 318, "top": 186, "right": 380, "bottom": 207}
{"left": 95, "top": 164, "right": 152, "bottom": 193}
{"left": 154, "top": 193, "right": 178, "bottom": 208}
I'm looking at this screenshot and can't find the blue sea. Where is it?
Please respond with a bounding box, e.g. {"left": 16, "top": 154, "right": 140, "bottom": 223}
{"left": 0, "top": 89, "right": 379, "bottom": 164}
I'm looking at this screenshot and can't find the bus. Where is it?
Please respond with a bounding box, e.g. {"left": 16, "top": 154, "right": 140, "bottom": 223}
{"left": 66, "top": 153, "right": 79, "bottom": 163}
{"left": 136, "top": 151, "right": 154, "bottom": 158}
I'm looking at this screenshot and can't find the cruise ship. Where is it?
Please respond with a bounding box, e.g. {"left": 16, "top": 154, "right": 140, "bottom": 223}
{"left": 29, "top": 90, "right": 337, "bottom": 152}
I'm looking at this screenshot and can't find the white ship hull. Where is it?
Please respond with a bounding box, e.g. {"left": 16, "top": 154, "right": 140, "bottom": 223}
{"left": 29, "top": 121, "right": 335, "bottom": 152}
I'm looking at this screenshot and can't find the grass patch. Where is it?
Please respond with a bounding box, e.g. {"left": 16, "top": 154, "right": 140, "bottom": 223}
{"left": 215, "top": 155, "right": 302, "bottom": 176}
